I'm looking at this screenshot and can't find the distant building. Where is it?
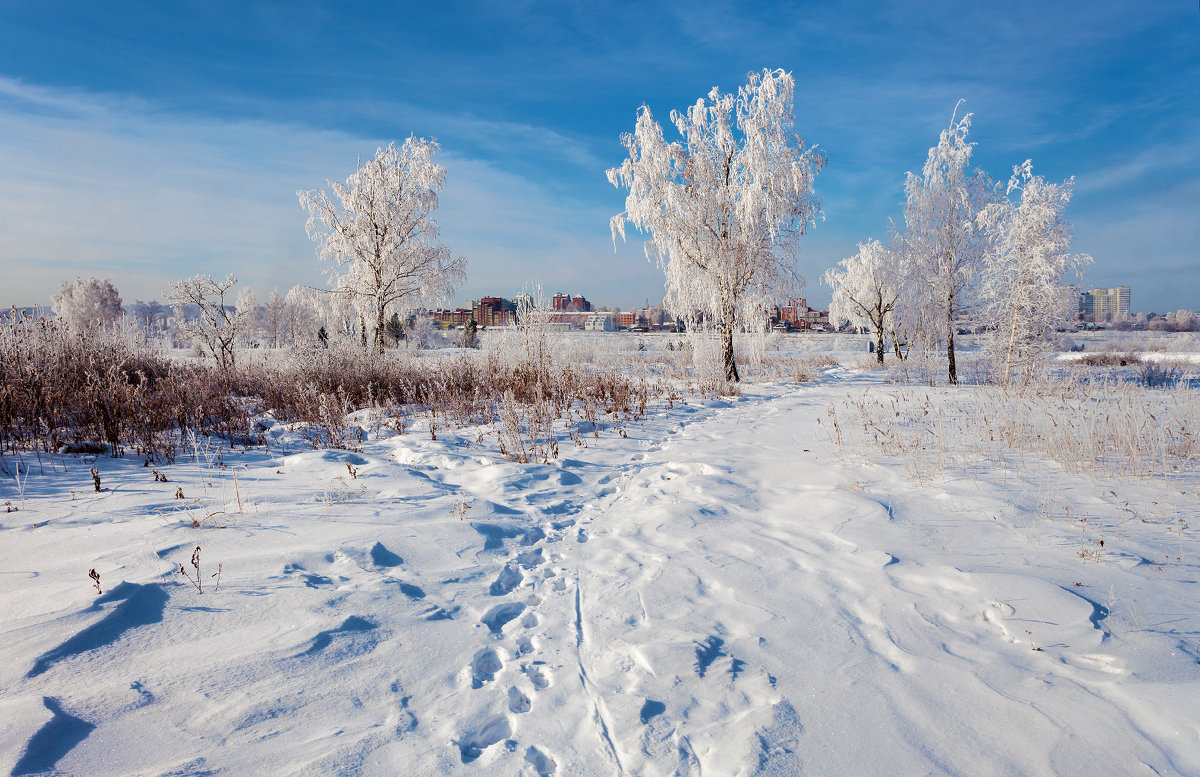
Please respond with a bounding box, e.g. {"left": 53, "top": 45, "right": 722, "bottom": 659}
{"left": 583, "top": 313, "right": 614, "bottom": 331}
{"left": 778, "top": 298, "right": 807, "bottom": 325}
{"left": 431, "top": 297, "right": 518, "bottom": 327}
{"left": 430, "top": 307, "right": 474, "bottom": 327}
{"left": 1079, "top": 286, "right": 1131, "bottom": 321}
{"left": 764, "top": 298, "right": 828, "bottom": 331}
{"left": 474, "top": 296, "right": 517, "bottom": 327}
{"left": 552, "top": 293, "right": 592, "bottom": 312}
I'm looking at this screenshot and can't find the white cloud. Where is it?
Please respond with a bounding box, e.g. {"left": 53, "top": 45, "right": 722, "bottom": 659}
{"left": 0, "top": 78, "right": 654, "bottom": 308}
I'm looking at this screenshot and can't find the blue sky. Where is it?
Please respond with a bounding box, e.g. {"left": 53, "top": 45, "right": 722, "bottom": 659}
{"left": 1, "top": 1, "right": 1197, "bottom": 311}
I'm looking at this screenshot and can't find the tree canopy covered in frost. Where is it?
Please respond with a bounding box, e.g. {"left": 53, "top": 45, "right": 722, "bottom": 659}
{"left": 52, "top": 277, "right": 123, "bottom": 333}
{"left": 298, "top": 139, "right": 467, "bottom": 353}
{"left": 898, "top": 103, "right": 995, "bottom": 384}
{"left": 166, "top": 273, "right": 247, "bottom": 370}
{"left": 608, "top": 68, "right": 825, "bottom": 381}
{"left": 824, "top": 240, "right": 904, "bottom": 364}
{"left": 977, "top": 160, "right": 1091, "bottom": 387}
{"left": 130, "top": 299, "right": 168, "bottom": 331}
{"left": 235, "top": 287, "right": 260, "bottom": 346}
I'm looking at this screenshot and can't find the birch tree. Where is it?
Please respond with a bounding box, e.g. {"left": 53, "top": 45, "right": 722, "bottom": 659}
{"left": 608, "top": 68, "right": 825, "bottom": 382}
{"left": 824, "top": 240, "right": 903, "bottom": 365}
{"left": 298, "top": 139, "right": 467, "bottom": 353}
{"left": 977, "top": 160, "right": 1091, "bottom": 387}
{"left": 900, "top": 103, "right": 994, "bottom": 384}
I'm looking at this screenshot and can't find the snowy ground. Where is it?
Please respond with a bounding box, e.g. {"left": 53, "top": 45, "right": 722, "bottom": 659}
{"left": 2, "top": 367, "right": 1199, "bottom": 776}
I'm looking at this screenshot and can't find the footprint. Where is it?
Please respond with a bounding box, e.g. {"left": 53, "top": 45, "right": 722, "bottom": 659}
{"left": 284, "top": 564, "right": 334, "bottom": 588}
{"left": 387, "top": 688, "right": 418, "bottom": 735}
{"left": 458, "top": 715, "right": 512, "bottom": 763}
{"left": 508, "top": 686, "right": 531, "bottom": 714}
{"left": 516, "top": 548, "right": 545, "bottom": 568}
{"left": 522, "top": 527, "right": 547, "bottom": 546}
{"left": 369, "top": 542, "right": 404, "bottom": 568}
{"left": 520, "top": 611, "right": 539, "bottom": 629}
{"left": 296, "top": 616, "right": 378, "bottom": 659}
{"left": 481, "top": 602, "right": 526, "bottom": 635}
{"left": 639, "top": 699, "right": 666, "bottom": 724}
{"left": 388, "top": 579, "right": 426, "bottom": 601}
{"left": 694, "top": 634, "right": 728, "bottom": 679}
{"left": 471, "top": 523, "right": 526, "bottom": 552}
{"left": 550, "top": 578, "right": 567, "bottom": 592}
{"left": 489, "top": 565, "right": 523, "bottom": 596}
{"left": 470, "top": 648, "right": 503, "bottom": 689}
{"left": 523, "top": 663, "right": 550, "bottom": 690}
{"left": 524, "top": 745, "right": 557, "bottom": 776}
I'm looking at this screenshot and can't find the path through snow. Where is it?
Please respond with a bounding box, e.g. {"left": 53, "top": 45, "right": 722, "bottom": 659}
{"left": 2, "top": 375, "right": 1198, "bottom": 775}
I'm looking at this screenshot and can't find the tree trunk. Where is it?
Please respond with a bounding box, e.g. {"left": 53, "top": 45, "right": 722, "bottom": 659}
{"left": 875, "top": 326, "right": 885, "bottom": 365}
{"left": 947, "top": 306, "right": 958, "bottom": 385}
{"left": 375, "top": 301, "right": 387, "bottom": 354}
{"left": 1003, "top": 306, "right": 1020, "bottom": 389}
{"left": 721, "top": 316, "right": 740, "bottom": 383}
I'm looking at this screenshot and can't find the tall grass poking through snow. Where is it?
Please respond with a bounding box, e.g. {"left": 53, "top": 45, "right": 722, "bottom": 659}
{"left": 482, "top": 293, "right": 655, "bottom": 462}
{"left": 0, "top": 310, "right": 657, "bottom": 463}
{"left": 0, "top": 313, "right": 247, "bottom": 457}
{"left": 826, "top": 378, "right": 1199, "bottom": 483}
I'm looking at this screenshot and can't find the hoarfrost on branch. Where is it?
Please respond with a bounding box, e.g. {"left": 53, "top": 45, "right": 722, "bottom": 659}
{"left": 166, "top": 273, "right": 246, "bottom": 370}
{"left": 977, "top": 160, "right": 1092, "bottom": 387}
{"left": 298, "top": 139, "right": 466, "bottom": 353}
{"left": 607, "top": 68, "right": 825, "bottom": 382}
{"left": 898, "top": 102, "right": 995, "bottom": 384}
{"left": 825, "top": 240, "right": 905, "bottom": 364}
{"left": 52, "top": 277, "right": 123, "bottom": 333}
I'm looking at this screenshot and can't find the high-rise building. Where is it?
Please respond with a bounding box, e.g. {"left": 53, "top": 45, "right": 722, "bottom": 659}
{"left": 1080, "top": 286, "right": 1131, "bottom": 320}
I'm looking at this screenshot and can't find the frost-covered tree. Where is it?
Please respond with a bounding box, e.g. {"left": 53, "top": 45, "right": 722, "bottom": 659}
{"left": 52, "top": 277, "right": 123, "bottom": 332}
{"left": 298, "top": 139, "right": 467, "bottom": 353}
{"left": 824, "top": 240, "right": 903, "bottom": 365}
{"left": 977, "top": 161, "right": 1091, "bottom": 387}
{"left": 262, "top": 291, "right": 287, "bottom": 348}
{"left": 899, "top": 104, "right": 995, "bottom": 384}
{"left": 283, "top": 285, "right": 322, "bottom": 345}
{"left": 286, "top": 284, "right": 354, "bottom": 344}
{"left": 608, "top": 68, "right": 825, "bottom": 382}
{"left": 1167, "top": 310, "right": 1198, "bottom": 332}
{"left": 166, "top": 273, "right": 246, "bottom": 370}
{"left": 130, "top": 299, "right": 167, "bottom": 332}
{"left": 235, "top": 287, "right": 260, "bottom": 347}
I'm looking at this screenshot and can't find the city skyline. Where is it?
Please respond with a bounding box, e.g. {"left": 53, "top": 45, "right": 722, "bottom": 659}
{"left": 1, "top": 2, "right": 1197, "bottom": 311}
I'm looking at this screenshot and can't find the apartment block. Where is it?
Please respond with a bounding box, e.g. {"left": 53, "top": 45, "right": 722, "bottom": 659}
{"left": 1079, "top": 286, "right": 1131, "bottom": 320}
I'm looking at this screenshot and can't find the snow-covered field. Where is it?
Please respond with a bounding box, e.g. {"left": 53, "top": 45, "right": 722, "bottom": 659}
{"left": 2, "top": 359, "right": 1199, "bottom": 776}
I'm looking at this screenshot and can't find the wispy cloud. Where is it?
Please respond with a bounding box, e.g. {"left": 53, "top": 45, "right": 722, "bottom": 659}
{"left": 1, "top": 0, "right": 1197, "bottom": 310}
{"left": 0, "top": 77, "right": 646, "bottom": 307}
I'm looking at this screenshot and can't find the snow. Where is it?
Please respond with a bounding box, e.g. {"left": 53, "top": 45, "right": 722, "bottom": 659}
{"left": 2, "top": 367, "right": 1198, "bottom": 775}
